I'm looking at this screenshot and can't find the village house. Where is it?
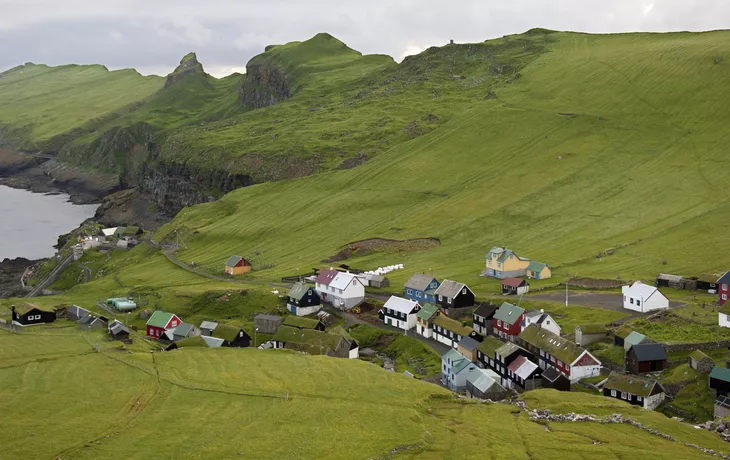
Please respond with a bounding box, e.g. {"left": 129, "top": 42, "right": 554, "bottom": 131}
{"left": 199, "top": 321, "right": 219, "bottom": 336}
{"left": 540, "top": 366, "right": 571, "bottom": 391}
{"left": 618, "top": 331, "right": 650, "bottom": 351}
{"left": 710, "top": 366, "right": 730, "bottom": 397}
{"left": 621, "top": 281, "right": 669, "bottom": 313}
{"left": 67, "top": 305, "right": 90, "bottom": 322}
{"left": 442, "top": 348, "right": 481, "bottom": 392}
{"left": 171, "top": 323, "right": 200, "bottom": 342}
{"left": 145, "top": 311, "right": 182, "bottom": 339}
{"left": 434, "top": 279, "right": 475, "bottom": 310}
{"left": 11, "top": 304, "right": 56, "bottom": 327}
{"left": 494, "top": 342, "right": 539, "bottom": 390}
{"left": 254, "top": 314, "right": 283, "bottom": 334}
{"left": 472, "top": 303, "right": 498, "bottom": 336}
{"left": 521, "top": 309, "right": 561, "bottom": 336}
{"left": 108, "top": 320, "right": 130, "bottom": 341}
{"left": 575, "top": 324, "right": 608, "bottom": 347}
{"left": 482, "top": 247, "right": 552, "bottom": 280}
{"left": 271, "top": 326, "right": 358, "bottom": 359}
{"left": 603, "top": 372, "right": 666, "bottom": 410}
{"left": 718, "top": 305, "right": 730, "bottom": 329}
{"left": 519, "top": 324, "right": 601, "bottom": 383}
{"left": 212, "top": 324, "right": 251, "bottom": 348}
{"left": 501, "top": 277, "right": 529, "bottom": 295}
{"left": 315, "top": 269, "right": 366, "bottom": 309}
{"left": 404, "top": 273, "right": 440, "bottom": 303}
{"left": 224, "top": 255, "right": 252, "bottom": 275}
{"left": 415, "top": 303, "right": 439, "bottom": 338}
{"left": 286, "top": 282, "right": 322, "bottom": 316}
{"left": 493, "top": 302, "right": 526, "bottom": 340}
{"left": 382, "top": 296, "right": 421, "bottom": 331}
{"left": 626, "top": 343, "right": 667, "bottom": 374}
{"left": 715, "top": 396, "right": 730, "bottom": 418}
{"left": 78, "top": 314, "right": 108, "bottom": 331}
{"left": 283, "top": 315, "right": 325, "bottom": 331}
{"left": 476, "top": 336, "right": 506, "bottom": 372}
{"left": 366, "top": 274, "right": 389, "bottom": 288}
{"left": 718, "top": 271, "right": 730, "bottom": 306}
{"left": 433, "top": 314, "right": 473, "bottom": 348}
{"left": 688, "top": 350, "right": 715, "bottom": 374}
{"left": 457, "top": 336, "right": 481, "bottom": 362}
{"left": 465, "top": 368, "right": 508, "bottom": 401}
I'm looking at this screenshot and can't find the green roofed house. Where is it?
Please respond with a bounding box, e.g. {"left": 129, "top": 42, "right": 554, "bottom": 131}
{"left": 146, "top": 311, "right": 182, "bottom": 339}
{"left": 416, "top": 303, "right": 440, "bottom": 339}
{"left": 11, "top": 303, "right": 56, "bottom": 327}
{"left": 575, "top": 323, "right": 608, "bottom": 346}
{"left": 688, "top": 350, "right": 714, "bottom": 374}
{"left": 432, "top": 314, "right": 473, "bottom": 348}
{"left": 493, "top": 302, "right": 526, "bottom": 340}
{"left": 225, "top": 255, "right": 252, "bottom": 276}
{"left": 603, "top": 372, "right": 665, "bottom": 410}
{"left": 282, "top": 315, "right": 325, "bottom": 331}
{"left": 271, "top": 326, "right": 358, "bottom": 359}
{"left": 476, "top": 336, "right": 506, "bottom": 370}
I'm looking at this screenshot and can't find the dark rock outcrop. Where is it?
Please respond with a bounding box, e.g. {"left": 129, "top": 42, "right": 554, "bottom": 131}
{"left": 239, "top": 64, "right": 291, "bottom": 108}
{"left": 165, "top": 52, "right": 206, "bottom": 88}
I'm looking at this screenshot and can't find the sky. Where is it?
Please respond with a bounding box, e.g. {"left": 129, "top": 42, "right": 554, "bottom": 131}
{"left": 0, "top": 0, "right": 728, "bottom": 77}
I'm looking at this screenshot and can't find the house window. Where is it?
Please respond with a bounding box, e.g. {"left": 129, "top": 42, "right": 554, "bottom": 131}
{"left": 498, "top": 263, "right": 502, "bottom": 268}
{"left": 630, "top": 298, "right": 634, "bottom": 304}
{"left": 462, "top": 288, "right": 467, "bottom": 295}
{"left": 417, "top": 292, "right": 422, "bottom": 298}
{"left": 723, "top": 294, "right": 728, "bottom": 301}
{"left": 611, "top": 390, "right": 616, "bottom": 397}
{"left": 637, "top": 396, "right": 643, "bottom": 402}
{"left": 636, "top": 300, "right": 641, "bottom": 307}
{"left": 407, "top": 289, "right": 413, "bottom": 295}
{"left": 438, "top": 295, "right": 443, "bottom": 301}
{"left": 497, "top": 320, "right": 502, "bottom": 327}
{"left": 447, "top": 298, "right": 452, "bottom": 305}
{"left": 621, "top": 392, "right": 628, "bottom": 400}
{"left": 308, "top": 290, "right": 312, "bottom": 295}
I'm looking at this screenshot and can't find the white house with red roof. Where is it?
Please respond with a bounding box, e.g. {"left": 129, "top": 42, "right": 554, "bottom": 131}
{"left": 315, "top": 268, "right": 365, "bottom": 310}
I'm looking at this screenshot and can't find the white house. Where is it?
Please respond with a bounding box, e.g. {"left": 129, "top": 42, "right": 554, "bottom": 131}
{"left": 720, "top": 310, "right": 730, "bottom": 329}
{"left": 622, "top": 282, "right": 669, "bottom": 313}
{"left": 521, "top": 309, "right": 562, "bottom": 336}
{"left": 441, "top": 348, "right": 481, "bottom": 392}
{"left": 382, "top": 296, "right": 421, "bottom": 331}
{"left": 315, "top": 268, "right": 365, "bottom": 310}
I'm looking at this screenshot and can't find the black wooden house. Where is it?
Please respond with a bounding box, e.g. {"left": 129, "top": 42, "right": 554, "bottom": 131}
{"left": 11, "top": 304, "right": 56, "bottom": 327}
{"left": 434, "top": 280, "right": 475, "bottom": 310}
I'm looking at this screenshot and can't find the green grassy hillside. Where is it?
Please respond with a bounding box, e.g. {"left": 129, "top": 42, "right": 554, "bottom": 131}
{"left": 0, "top": 327, "right": 726, "bottom": 459}
{"left": 0, "top": 63, "right": 163, "bottom": 150}
{"left": 155, "top": 30, "right": 730, "bottom": 288}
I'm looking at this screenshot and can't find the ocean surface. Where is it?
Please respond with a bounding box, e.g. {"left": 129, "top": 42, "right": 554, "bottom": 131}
{"left": 0, "top": 185, "right": 98, "bottom": 260}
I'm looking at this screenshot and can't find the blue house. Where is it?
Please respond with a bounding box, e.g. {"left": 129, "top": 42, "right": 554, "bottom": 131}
{"left": 404, "top": 273, "right": 440, "bottom": 303}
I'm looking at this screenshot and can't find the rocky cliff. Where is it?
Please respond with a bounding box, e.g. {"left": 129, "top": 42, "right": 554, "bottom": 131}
{"left": 239, "top": 63, "right": 291, "bottom": 108}
{"left": 165, "top": 52, "right": 206, "bottom": 88}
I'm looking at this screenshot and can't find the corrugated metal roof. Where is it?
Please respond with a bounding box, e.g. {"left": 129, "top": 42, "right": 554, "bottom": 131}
{"left": 289, "top": 282, "right": 313, "bottom": 300}
{"left": 466, "top": 368, "right": 498, "bottom": 393}
{"left": 146, "top": 311, "right": 176, "bottom": 328}
{"left": 315, "top": 268, "right": 338, "bottom": 286}
{"left": 493, "top": 302, "right": 525, "bottom": 326}
{"left": 201, "top": 336, "right": 224, "bottom": 348}
{"left": 657, "top": 273, "right": 684, "bottom": 283}
{"left": 200, "top": 321, "right": 219, "bottom": 330}
{"left": 384, "top": 296, "right": 420, "bottom": 315}
{"left": 225, "top": 255, "right": 243, "bottom": 267}
{"left": 624, "top": 331, "right": 647, "bottom": 346}
{"left": 434, "top": 279, "right": 469, "bottom": 299}
{"left": 630, "top": 343, "right": 667, "bottom": 362}
{"left": 330, "top": 272, "right": 363, "bottom": 290}
{"left": 458, "top": 336, "right": 480, "bottom": 351}
{"left": 404, "top": 273, "right": 438, "bottom": 291}
{"left": 502, "top": 277, "right": 526, "bottom": 287}
{"left": 416, "top": 303, "right": 439, "bottom": 321}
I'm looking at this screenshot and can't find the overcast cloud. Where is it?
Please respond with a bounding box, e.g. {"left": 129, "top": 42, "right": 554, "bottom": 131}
{"left": 1, "top": 0, "right": 728, "bottom": 77}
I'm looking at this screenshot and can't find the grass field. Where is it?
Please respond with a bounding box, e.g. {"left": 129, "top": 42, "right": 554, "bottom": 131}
{"left": 0, "top": 328, "right": 727, "bottom": 459}
{"left": 143, "top": 29, "right": 730, "bottom": 294}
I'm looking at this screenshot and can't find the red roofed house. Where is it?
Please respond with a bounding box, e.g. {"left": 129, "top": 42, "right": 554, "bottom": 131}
{"left": 501, "top": 277, "right": 529, "bottom": 295}
{"left": 314, "top": 268, "right": 365, "bottom": 310}
{"left": 146, "top": 311, "right": 182, "bottom": 339}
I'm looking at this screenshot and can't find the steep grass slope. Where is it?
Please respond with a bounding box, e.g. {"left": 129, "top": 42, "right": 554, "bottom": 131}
{"left": 0, "top": 328, "right": 725, "bottom": 459}
{"left": 157, "top": 30, "right": 730, "bottom": 287}
{"left": 0, "top": 64, "right": 163, "bottom": 150}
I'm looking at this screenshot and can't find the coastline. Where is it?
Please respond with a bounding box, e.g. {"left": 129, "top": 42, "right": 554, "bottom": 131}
{"left": 0, "top": 257, "right": 37, "bottom": 299}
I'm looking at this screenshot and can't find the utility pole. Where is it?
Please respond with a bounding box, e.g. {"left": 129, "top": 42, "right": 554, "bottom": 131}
{"left": 254, "top": 328, "right": 258, "bottom": 348}
{"left": 565, "top": 277, "right": 569, "bottom": 307}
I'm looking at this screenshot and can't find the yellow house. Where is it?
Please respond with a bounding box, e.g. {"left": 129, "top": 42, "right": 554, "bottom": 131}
{"left": 482, "top": 247, "right": 551, "bottom": 280}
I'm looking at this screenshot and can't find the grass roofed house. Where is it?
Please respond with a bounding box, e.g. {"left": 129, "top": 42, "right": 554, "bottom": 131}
{"left": 575, "top": 323, "right": 608, "bottom": 346}
{"left": 603, "top": 372, "right": 666, "bottom": 410}
{"left": 476, "top": 336, "right": 506, "bottom": 370}
{"left": 519, "top": 324, "right": 601, "bottom": 383}
{"left": 432, "top": 314, "right": 473, "bottom": 348}
{"left": 271, "top": 326, "right": 358, "bottom": 359}
{"left": 282, "top": 315, "right": 325, "bottom": 331}
{"left": 688, "top": 350, "right": 715, "bottom": 374}
{"left": 211, "top": 324, "right": 252, "bottom": 348}
{"left": 11, "top": 304, "right": 56, "bottom": 327}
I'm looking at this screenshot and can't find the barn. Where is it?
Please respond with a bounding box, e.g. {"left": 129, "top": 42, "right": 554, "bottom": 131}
{"left": 225, "top": 255, "right": 252, "bottom": 276}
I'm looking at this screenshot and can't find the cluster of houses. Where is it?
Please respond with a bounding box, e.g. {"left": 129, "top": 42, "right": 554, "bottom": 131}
{"left": 139, "top": 308, "right": 359, "bottom": 359}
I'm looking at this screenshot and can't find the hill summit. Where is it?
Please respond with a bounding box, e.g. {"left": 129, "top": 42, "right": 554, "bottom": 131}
{"left": 164, "top": 52, "right": 206, "bottom": 88}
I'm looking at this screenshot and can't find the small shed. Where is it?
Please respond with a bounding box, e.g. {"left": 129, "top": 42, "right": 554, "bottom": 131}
{"left": 212, "top": 324, "right": 251, "bottom": 348}
{"left": 622, "top": 331, "right": 649, "bottom": 351}
{"left": 282, "top": 315, "right": 325, "bottom": 331}
{"left": 465, "top": 368, "right": 507, "bottom": 401}
{"left": 225, "top": 255, "right": 252, "bottom": 276}
{"left": 541, "top": 366, "right": 571, "bottom": 392}
{"left": 688, "top": 350, "right": 714, "bottom": 374}
{"left": 501, "top": 277, "right": 529, "bottom": 295}
{"left": 200, "top": 320, "right": 219, "bottom": 336}
{"left": 67, "top": 305, "right": 90, "bottom": 322}
{"left": 655, "top": 274, "right": 688, "bottom": 290}
{"left": 457, "top": 336, "right": 480, "bottom": 362}
{"left": 715, "top": 396, "right": 730, "bottom": 418}
{"left": 254, "top": 314, "right": 283, "bottom": 334}
{"left": 626, "top": 343, "right": 667, "bottom": 374}
{"left": 575, "top": 324, "right": 607, "bottom": 347}
{"left": 78, "top": 314, "right": 108, "bottom": 331}
{"left": 710, "top": 366, "right": 730, "bottom": 397}
{"left": 368, "top": 274, "right": 390, "bottom": 289}
{"left": 108, "top": 320, "right": 130, "bottom": 340}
